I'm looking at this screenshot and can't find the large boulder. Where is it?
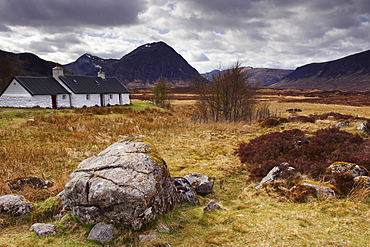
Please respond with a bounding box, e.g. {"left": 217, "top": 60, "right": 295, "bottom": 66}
{"left": 357, "top": 121, "right": 370, "bottom": 135}
{"left": 63, "top": 136, "right": 180, "bottom": 230}
{"left": 0, "top": 194, "right": 34, "bottom": 218}
{"left": 254, "top": 162, "right": 300, "bottom": 189}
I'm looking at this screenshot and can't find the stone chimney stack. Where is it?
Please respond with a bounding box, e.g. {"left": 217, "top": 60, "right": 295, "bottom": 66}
{"left": 98, "top": 68, "right": 106, "bottom": 79}
{"left": 52, "top": 65, "right": 64, "bottom": 79}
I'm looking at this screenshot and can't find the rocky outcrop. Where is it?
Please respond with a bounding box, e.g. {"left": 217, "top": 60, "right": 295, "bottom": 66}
{"left": 183, "top": 172, "right": 214, "bottom": 195}
{"left": 63, "top": 136, "right": 180, "bottom": 230}
{"left": 357, "top": 121, "right": 370, "bottom": 135}
{"left": 254, "top": 163, "right": 300, "bottom": 189}
{"left": 8, "top": 176, "right": 53, "bottom": 190}
{"left": 0, "top": 194, "right": 34, "bottom": 217}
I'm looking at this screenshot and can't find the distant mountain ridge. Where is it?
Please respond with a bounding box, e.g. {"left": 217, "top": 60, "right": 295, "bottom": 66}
{"left": 201, "top": 67, "right": 293, "bottom": 87}
{"left": 270, "top": 49, "right": 370, "bottom": 91}
{"left": 64, "top": 41, "right": 200, "bottom": 88}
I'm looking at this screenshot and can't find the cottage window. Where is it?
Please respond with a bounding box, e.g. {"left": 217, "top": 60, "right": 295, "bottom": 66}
{"left": 62, "top": 95, "right": 66, "bottom": 100}
{"left": 110, "top": 94, "right": 113, "bottom": 99}
{"left": 86, "top": 94, "right": 90, "bottom": 100}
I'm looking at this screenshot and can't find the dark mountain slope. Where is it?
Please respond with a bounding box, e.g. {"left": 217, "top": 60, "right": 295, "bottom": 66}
{"left": 0, "top": 50, "right": 71, "bottom": 91}
{"left": 65, "top": 41, "right": 200, "bottom": 87}
{"left": 270, "top": 49, "right": 370, "bottom": 91}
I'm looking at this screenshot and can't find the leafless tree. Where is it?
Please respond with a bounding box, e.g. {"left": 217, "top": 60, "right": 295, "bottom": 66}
{"left": 191, "top": 61, "right": 259, "bottom": 122}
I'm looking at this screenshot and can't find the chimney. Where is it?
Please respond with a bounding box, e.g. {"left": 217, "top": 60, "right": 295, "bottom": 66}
{"left": 98, "top": 68, "right": 106, "bottom": 79}
{"left": 52, "top": 65, "right": 64, "bottom": 79}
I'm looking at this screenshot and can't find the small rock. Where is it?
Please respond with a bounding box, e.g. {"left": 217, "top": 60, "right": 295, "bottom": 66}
{"left": 357, "top": 121, "right": 370, "bottom": 135}
{"left": 156, "top": 221, "right": 171, "bottom": 233}
{"left": 336, "top": 122, "right": 349, "bottom": 128}
{"left": 327, "top": 162, "right": 368, "bottom": 177}
{"left": 354, "top": 176, "right": 370, "bottom": 186}
{"left": 139, "top": 232, "right": 157, "bottom": 242}
{"left": 8, "top": 176, "right": 54, "bottom": 190}
{"left": 30, "top": 223, "right": 57, "bottom": 236}
{"left": 87, "top": 222, "right": 115, "bottom": 244}
{"left": 184, "top": 172, "right": 214, "bottom": 195}
{"left": 254, "top": 162, "right": 300, "bottom": 189}
{"left": 203, "top": 200, "right": 220, "bottom": 212}
{"left": 172, "top": 177, "right": 198, "bottom": 204}
{"left": 0, "top": 194, "right": 34, "bottom": 218}
{"left": 296, "top": 181, "right": 336, "bottom": 198}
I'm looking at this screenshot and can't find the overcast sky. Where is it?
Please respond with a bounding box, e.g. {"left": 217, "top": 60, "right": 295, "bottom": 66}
{"left": 0, "top": 0, "right": 369, "bottom": 73}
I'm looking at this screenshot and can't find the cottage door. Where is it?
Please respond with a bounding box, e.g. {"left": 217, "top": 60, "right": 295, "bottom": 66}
{"left": 51, "top": 95, "right": 57, "bottom": 109}
{"left": 100, "top": 94, "right": 105, "bottom": 106}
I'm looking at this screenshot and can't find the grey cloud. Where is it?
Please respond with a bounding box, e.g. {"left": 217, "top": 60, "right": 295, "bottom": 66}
{"left": 0, "top": 0, "right": 147, "bottom": 31}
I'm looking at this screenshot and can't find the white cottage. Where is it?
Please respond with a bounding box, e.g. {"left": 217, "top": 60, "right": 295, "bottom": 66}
{"left": 0, "top": 66, "right": 130, "bottom": 108}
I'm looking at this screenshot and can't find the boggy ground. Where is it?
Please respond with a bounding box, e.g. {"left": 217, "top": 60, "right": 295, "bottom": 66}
{"left": 0, "top": 89, "right": 370, "bottom": 246}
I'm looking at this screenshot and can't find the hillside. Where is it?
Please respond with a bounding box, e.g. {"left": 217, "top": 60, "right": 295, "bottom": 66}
{"left": 270, "top": 49, "right": 370, "bottom": 91}
{"left": 0, "top": 50, "right": 71, "bottom": 91}
{"left": 202, "top": 67, "right": 293, "bottom": 87}
{"left": 65, "top": 41, "right": 200, "bottom": 88}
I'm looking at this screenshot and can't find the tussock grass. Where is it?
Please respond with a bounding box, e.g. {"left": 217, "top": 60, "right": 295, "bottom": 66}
{"left": 1, "top": 101, "right": 370, "bottom": 246}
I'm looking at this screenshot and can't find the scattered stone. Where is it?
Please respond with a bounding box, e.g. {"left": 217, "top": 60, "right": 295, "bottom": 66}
{"left": 357, "top": 121, "right": 370, "bottom": 135}
{"left": 295, "top": 181, "right": 336, "bottom": 198}
{"left": 354, "top": 176, "right": 370, "bottom": 186}
{"left": 285, "top": 108, "right": 302, "bottom": 113}
{"left": 63, "top": 136, "right": 180, "bottom": 230}
{"left": 87, "top": 222, "right": 115, "bottom": 244}
{"left": 254, "top": 162, "right": 300, "bottom": 189}
{"left": 294, "top": 139, "right": 310, "bottom": 148}
{"left": 29, "top": 223, "right": 58, "bottom": 237}
{"left": 336, "top": 122, "right": 349, "bottom": 128}
{"left": 203, "top": 200, "right": 220, "bottom": 212}
{"left": 139, "top": 232, "right": 157, "bottom": 242}
{"left": 0, "top": 194, "right": 34, "bottom": 218}
{"left": 8, "top": 176, "right": 54, "bottom": 190}
{"left": 327, "top": 162, "right": 368, "bottom": 177}
{"left": 156, "top": 221, "right": 171, "bottom": 233}
{"left": 172, "top": 177, "right": 198, "bottom": 204}
{"left": 183, "top": 172, "right": 214, "bottom": 195}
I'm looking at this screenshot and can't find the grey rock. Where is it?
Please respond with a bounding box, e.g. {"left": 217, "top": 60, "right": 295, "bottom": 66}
{"left": 336, "top": 122, "right": 349, "bottom": 128}
{"left": 63, "top": 136, "right": 180, "bottom": 230}
{"left": 29, "top": 223, "right": 57, "bottom": 236}
{"left": 172, "top": 177, "right": 198, "bottom": 204}
{"left": 156, "top": 221, "right": 171, "bottom": 233}
{"left": 357, "top": 121, "right": 370, "bottom": 134}
{"left": 354, "top": 176, "right": 370, "bottom": 186}
{"left": 183, "top": 172, "right": 214, "bottom": 195}
{"left": 254, "top": 162, "right": 300, "bottom": 189}
{"left": 203, "top": 200, "right": 220, "bottom": 212}
{"left": 87, "top": 222, "right": 115, "bottom": 244}
{"left": 327, "top": 162, "right": 367, "bottom": 177}
{"left": 138, "top": 232, "right": 157, "bottom": 242}
{"left": 298, "top": 182, "right": 336, "bottom": 198}
{"left": 8, "top": 176, "right": 53, "bottom": 190}
{"left": 0, "top": 194, "right": 34, "bottom": 218}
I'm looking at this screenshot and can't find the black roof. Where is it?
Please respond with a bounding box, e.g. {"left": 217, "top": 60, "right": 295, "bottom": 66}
{"left": 59, "top": 75, "right": 130, "bottom": 94}
{"left": 13, "top": 76, "right": 70, "bottom": 95}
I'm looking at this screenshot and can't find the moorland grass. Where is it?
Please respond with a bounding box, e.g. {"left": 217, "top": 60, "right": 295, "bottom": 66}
{"left": 0, "top": 100, "right": 370, "bottom": 246}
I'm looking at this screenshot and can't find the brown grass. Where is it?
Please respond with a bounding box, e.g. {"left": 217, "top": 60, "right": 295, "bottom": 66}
{"left": 1, "top": 91, "right": 370, "bottom": 246}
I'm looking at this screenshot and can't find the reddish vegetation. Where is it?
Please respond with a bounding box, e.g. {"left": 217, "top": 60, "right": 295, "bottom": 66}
{"left": 235, "top": 128, "right": 370, "bottom": 182}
